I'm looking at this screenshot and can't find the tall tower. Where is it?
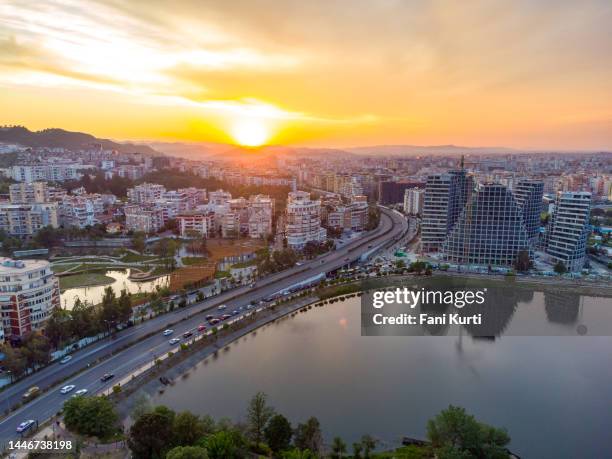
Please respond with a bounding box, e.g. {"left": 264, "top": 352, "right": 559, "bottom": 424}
{"left": 514, "top": 179, "right": 544, "bottom": 246}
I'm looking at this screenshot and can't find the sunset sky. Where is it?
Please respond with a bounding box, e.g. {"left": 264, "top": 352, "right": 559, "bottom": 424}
{"left": 1, "top": 0, "right": 611, "bottom": 149}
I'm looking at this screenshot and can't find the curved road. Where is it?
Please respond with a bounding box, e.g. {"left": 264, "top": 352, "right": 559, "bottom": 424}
{"left": 0, "top": 208, "right": 407, "bottom": 447}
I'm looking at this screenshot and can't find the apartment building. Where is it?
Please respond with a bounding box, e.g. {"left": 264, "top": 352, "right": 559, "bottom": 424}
{"left": 176, "top": 212, "right": 215, "bottom": 237}
{"left": 0, "top": 203, "right": 59, "bottom": 236}
{"left": 403, "top": 188, "right": 425, "bottom": 216}
{"left": 9, "top": 182, "right": 50, "bottom": 204}
{"left": 127, "top": 183, "right": 166, "bottom": 203}
{"left": 124, "top": 205, "right": 165, "bottom": 234}
{"left": 442, "top": 183, "right": 531, "bottom": 266}
{"left": 514, "top": 179, "right": 544, "bottom": 245}
{"left": 285, "top": 191, "right": 327, "bottom": 249}
{"left": 545, "top": 191, "right": 591, "bottom": 272}
{"left": 0, "top": 258, "right": 60, "bottom": 341}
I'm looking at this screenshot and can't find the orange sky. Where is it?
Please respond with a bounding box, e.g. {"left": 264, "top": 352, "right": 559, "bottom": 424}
{"left": 1, "top": 0, "right": 611, "bottom": 149}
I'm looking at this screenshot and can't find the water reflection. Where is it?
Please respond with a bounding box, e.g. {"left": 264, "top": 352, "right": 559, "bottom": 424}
{"left": 60, "top": 269, "right": 169, "bottom": 309}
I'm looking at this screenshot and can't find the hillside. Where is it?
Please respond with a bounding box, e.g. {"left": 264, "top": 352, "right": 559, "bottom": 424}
{"left": 0, "top": 126, "right": 161, "bottom": 156}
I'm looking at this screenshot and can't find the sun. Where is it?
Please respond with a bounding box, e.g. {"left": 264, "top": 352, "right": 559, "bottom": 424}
{"left": 230, "top": 119, "right": 270, "bottom": 147}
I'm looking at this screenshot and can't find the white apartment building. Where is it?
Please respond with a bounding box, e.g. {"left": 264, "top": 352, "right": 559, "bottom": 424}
{"left": 545, "top": 191, "right": 591, "bottom": 272}
{"left": 176, "top": 212, "right": 215, "bottom": 237}
{"left": 124, "top": 205, "right": 165, "bottom": 234}
{"left": 59, "top": 195, "right": 105, "bottom": 228}
{"left": 9, "top": 164, "right": 88, "bottom": 182}
{"left": 285, "top": 191, "right": 327, "bottom": 249}
{"left": 0, "top": 203, "right": 59, "bottom": 236}
{"left": 127, "top": 183, "right": 166, "bottom": 204}
{"left": 403, "top": 188, "right": 424, "bottom": 215}
{"left": 248, "top": 195, "right": 274, "bottom": 239}
{"left": 209, "top": 189, "right": 232, "bottom": 206}
{"left": 0, "top": 258, "right": 60, "bottom": 341}
{"left": 9, "top": 182, "right": 50, "bottom": 204}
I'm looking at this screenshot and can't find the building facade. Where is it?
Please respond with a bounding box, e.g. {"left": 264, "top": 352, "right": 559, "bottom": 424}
{"left": 545, "top": 191, "right": 591, "bottom": 272}
{"left": 285, "top": 191, "right": 327, "bottom": 249}
{"left": 514, "top": 179, "right": 544, "bottom": 245}
{"left": 0, "top": 258, "right": 60, "bottom": 341}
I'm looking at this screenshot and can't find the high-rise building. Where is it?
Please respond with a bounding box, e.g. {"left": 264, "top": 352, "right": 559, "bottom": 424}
{"left": 443, "top": 183, "right": 531, "bottom": 266}
{"left": 0, "top": 257, "right": 60, "bottom": 342}
{"left": 9, "top": 182, "right": 50, "bottom": 204}
{"left": 0, "top": 203, "right": 59, "bottom": 236}
{"left": 421, "top": 168, "right": 473, "bottom": 252}
{"left": 545, "top": 191, "right": 591, "bottom": 272}
{"left": 514, "top": 179, "right": 544, "bottom": 245}
{"left": 403, "top": 188, "right": 424, "bottom": 215}
{"left": 285, "top": 191, "right": 326, "bottom": 249}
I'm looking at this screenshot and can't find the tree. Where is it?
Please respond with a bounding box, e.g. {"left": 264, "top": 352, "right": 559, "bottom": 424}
{"left": 294, "top": 417, "right": 323, "bottom": 456}
{"left": 352, "top": 442, "right": 363, "bottom": 459}
{"left": 246, "top": 392, "right": 275, "bottom": 444}
{"left": 330, "top": 436, "right": 347, "bottom": 458}
{"left": 128, "top": 406, "right": 176, "bottom": 459}
{"left": 44, "top": 308, "right": 72, "bottom": 348}
{"left": 0, "top": 344, "right": 27, "bottom": 379}
{"left": 282, "top": 450, "right": 318, "bottom": 459}
{"left": 514, "top": 249, "right": 531, "bottom": 272}
{"left": 264, "top": 414, "right": 293, "bottom": 453}
{"left": 554, "top": 261, "right": 567, "bottom": 275}
{"left": 117, "top": 289, "right": 133, "bottom": 324}
{"left": 202, "top": 430, "right": 244, "bottom": 459}
{"left": 132, "top": 232, "right": 146, "bottom": 254}
{"left": 360, "top": 435, "right": 377, "bottom": 459}
{"left": 100, "top": 286, "right": 119, "bottom": 332}
{"left": 166, "top": 446, "right": 209, "bottom": 459}
{"left": 427, "top": 405, "right": 510, "bottom": 458}
{"left": 21, "top": 332, "right": 51, "bottom": 367}
{"left": 63, "top": 396, "right": 118, "bottom": 438}
{"left": 173, "top": 411, "right": 206, "bottom": 446}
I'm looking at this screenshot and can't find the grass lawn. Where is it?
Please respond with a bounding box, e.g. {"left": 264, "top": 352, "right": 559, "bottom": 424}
{"left": 182, "top": 256, "right": 209, "bottom": 266}
{"left": 59, "top": 273, "right": 115, "bottom": 290}
{"left": 120, "top": 252, "right": 159, "bottom": 263}
{"left": 214, "top": 270, "right": 230, "bottom": 279}
{"left": 51, "top": 263, "right": 81, "bottom": 273}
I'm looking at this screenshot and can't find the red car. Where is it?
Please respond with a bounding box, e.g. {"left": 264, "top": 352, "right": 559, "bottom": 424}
{"left": 220, "top": 314, "right": 231, "bottom": 320}
{"left": 198, "top": 324, "right": 206, "bottom": 332}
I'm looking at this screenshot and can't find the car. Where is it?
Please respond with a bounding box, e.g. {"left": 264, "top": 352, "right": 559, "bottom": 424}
{"left": 218, "top": 304, "right": 227, "bottom": 310}
{"left": 22, "top": 386, "right": 40, "bottom": 399}
{"left": 73, "top": 389, "right": 88, "bottom": 396}
{"left": 210, "top": 318, "right": 220, "bottom": 325}
{"left": 220, "top": 314, "right": 231, "bottom": 320}
{"left": 16, "top": 420, "right": 35, "bottom": 433}
{"left": 169, "top": 338, "right": 181, "bottom": 345}
{"left": 249, "top": 283, "right": 255, "bottom": 288}
{"left": 238, "top": 306, "right": 244, "bottom": 311}
{"left": 205, "top": 315, "right": 214, "bottom": 321}
{"left": 60, "top": 384, "right": 76, "bottom": 394}
{"left": 232, "top": 310, "right": 239, "bottom": 315}
{"left": 100, "top": 373, "right": 115, "bottom": 382}
{"left": 198, "top": 324, "right": 206, "bottom": 332}
{"left": 59, "top": 355, "right": 72, "bottom": 364}
{"left": 163, "top": 329, "right": 174, "bottom": 336}
{"left": 246, "top": 304, "right": 253, "bottom": 310}
{"left": 296, "top": 262, "right": 303, "bottom": 266}
{"left": 183, "top": 331, "right": 193, "bottom": 338}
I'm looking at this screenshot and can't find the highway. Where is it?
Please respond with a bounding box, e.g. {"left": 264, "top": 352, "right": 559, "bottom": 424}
{"left": 0, "top": 208, "right": 407, "bottom": 447}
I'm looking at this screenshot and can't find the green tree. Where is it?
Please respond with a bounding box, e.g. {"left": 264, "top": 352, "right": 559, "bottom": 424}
{"left": 202, "top": 430, "right": 245, "bottom": 459}
{"left": 44, "top": 308, "right": 72, "bottom": 348}
{"left": 360, "top": 435, "right": 377, "bottom": 459}
{"left": 166, "top": 446, "right": 209, "bottom": 459}
{"left": 132, "top": 232, "right": 146, "bottom": 253}
{"left": 427, "top": 405, "right": 510, "bottom": 459}
{"left": 330, "top": 436, "right": 347, "bottom": 458}
{"left": 0, "top": 344, "right": 27, "bottom": 379}
{"left": 100, "top": 286, "right": 119, "bottom": 332}
{"left": 128, "top": 406, "right": 176, "bottom": 459}
{"left": 264, "top": 414, "right": 293, "bottom": 453}
{"left": 282, "top": 449, "right": 317, "bottom": 459}
{"left": 173, "top": 411, "right": 206, "bottom": 446}
{"left": 514, "top": 249, "right": 531, "bottom": 272}
{"left": 246, "top": 391, "right": 275, "bottom": 444}
{"left": 21, "top": 332, "right": 51, "bottom": 367}
{"left": 70, "top": 298, "right": 98, "bottom": 339}
{"left": 117, "top": 289, "right": 133, "bottom": 323}
{"left": 352, "top": 442, "right": 363, "bottom": 459}
{"left": 294, "top": 417, "right": 323, "bottom": 456}
{"left": 63, "top": 396, "right": 118, "bottom": 438}
{"left": 554, "top": 261, "right": 567, "bottom": 275}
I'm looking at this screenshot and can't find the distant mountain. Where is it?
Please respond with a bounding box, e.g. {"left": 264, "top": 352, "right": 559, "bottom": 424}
{"left": 0, "top": 126, "right": 161, "bottom": 156}
{"left": 345, "top": 144, "right": 518, "bottom": 155}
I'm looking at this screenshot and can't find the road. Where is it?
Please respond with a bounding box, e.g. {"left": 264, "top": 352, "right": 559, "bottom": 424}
{"left": 0, "top": 208, "right": 407, "bottom": 447}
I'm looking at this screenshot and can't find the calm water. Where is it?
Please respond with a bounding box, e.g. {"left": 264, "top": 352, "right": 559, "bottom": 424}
{"left": 152, "top": 281, "right": 612, "bottom": 458}
{"left": 61, "top": 270, "right": 169, "bottom": 309}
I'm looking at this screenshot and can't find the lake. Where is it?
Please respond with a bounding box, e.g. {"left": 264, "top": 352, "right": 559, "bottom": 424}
{"left": 151, "top": 279, "right": 612, "bottom": 458}
{"left": 60, "top": 269, "right": 169, "bottom": 309}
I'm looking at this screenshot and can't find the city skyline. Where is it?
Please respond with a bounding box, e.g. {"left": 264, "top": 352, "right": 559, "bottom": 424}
{"left": 1, "top": 0, "right": 612, "bottom": 150}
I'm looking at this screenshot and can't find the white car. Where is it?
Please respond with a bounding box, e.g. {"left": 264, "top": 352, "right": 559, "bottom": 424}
{"left": 16, "top": 419, "right": 35, "bottom": 433}
{"left": 59, "top": 355, "right": 72, "bottom": 364}
{"left": 73, "top": 389, "right": 88, "bottom": 397}
{"left": 60, "top": 385, "right": 76, "bottom": 394}
{"left": 218, "top": 304, "right": 227, "bottom": 310}
{"left": 169, "top": 338, "right": 181, "bottom": 345}
{"left": 163, "top": 329, "right": 174, "bottom": 336}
